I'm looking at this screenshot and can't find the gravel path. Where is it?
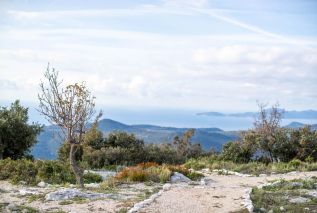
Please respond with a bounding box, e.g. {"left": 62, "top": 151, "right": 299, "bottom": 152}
{"left": 142, "top": 171, "right": 317, "bottom": 213}
{"left": 1, "top": 171, "right": 317, "bottom": 213}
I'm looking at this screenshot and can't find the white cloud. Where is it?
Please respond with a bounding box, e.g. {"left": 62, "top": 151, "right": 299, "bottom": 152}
{"left": 1, "top": 3, "right": 317, "bottom": 111}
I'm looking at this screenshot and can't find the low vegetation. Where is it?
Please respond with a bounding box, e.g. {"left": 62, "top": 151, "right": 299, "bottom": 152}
{"left": 108, "top": 162, "right": 202, "bottom": 184}
{"left": 0, "top": 158, "right": 102, "bottom": 185}
{"left": 185, "top": 157, "right": 317, "bottom": 175}
{"left": 251, "top": 178, "right": 317, "bottom": 212}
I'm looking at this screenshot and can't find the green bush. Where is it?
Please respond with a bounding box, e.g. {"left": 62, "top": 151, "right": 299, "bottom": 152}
{"left": 114, "top": 163, "right": 190, "bottom": 183}
{"left": 83, "top": 172, "right": 103, "bottom": 183}
{"left": 0, "top": 158, "right": 38, "bottom": 185}
{"left": 36, "top": 160, "right": 76, "bottom": 184}
{"left": 289, "top": 159, "right": 302, "bottom": 168}
{"left": 186, "top": 172, "right": 204, "bottom": 181}
{"left": 0, "top": 158, "right": 102, "bottom": 185}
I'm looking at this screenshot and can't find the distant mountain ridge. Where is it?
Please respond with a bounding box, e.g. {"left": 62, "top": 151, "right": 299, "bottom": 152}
{"left": 198, "top": 109, "right": 317, "bottom": 119}
{"left": 31, "top": 119, "right": 238, "bottom": 160}
{"left": 286, "top": 122, "right": 317, "bottom": 130}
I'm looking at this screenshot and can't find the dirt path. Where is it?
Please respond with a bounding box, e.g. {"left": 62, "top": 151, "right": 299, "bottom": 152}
{"left": 1, "top": 171, "right": 317, "bottom": 213}
{"left": 142, "top": 171, "right": 317, "bottom": 213}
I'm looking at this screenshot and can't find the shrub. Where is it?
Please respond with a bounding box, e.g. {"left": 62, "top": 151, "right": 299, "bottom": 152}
{"left": 36, "top": 160, "right": 76, "bottom": 184}
{"left": 186, "top": 172, "right": 204, "bottom": 181}
{"left": 167, "top": 165, "right": 190, "bottom": 176}
{"left": 0, "top": 158, "right": 105, "bottom": 185}
{"left": 83, "top": 172, "right": 103, "bottom": 183}
{"left": 289, "top": 159, "right": 302, "bottom": 168}
{"left": 115, "top": 163, "right": 189, "bottom": 183}
{"left": 0, "top": 158, "right": 38, "bottom": 185}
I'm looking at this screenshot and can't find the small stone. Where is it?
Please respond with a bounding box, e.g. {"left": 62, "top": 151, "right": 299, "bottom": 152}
{"left": 268, "top": 210, "right": 273, "bottom": 213}
{"left": 163, "top": 183, "right": 171, "bottom": 191}
{"left": 37, "top": 181, "right": 47, "bottom": 188}
{"left": 288, "top": 171, "right": 297, "bottom": 175}
{"left": 19, "top": 189, "right": 38, "bottom": 196}
{"left": 305, "top": 207, "right": 310, "bottom": 211}
{"left": 289, "top": 197, "right": 310, "bottom": 204}
{"left": 6, "top": 203, "right": 17, "bottom": 210}
{"left": 290, "top": 182, "right": 303, "bottom": 188}
{"left": 280, "top": 206, "right": 285, "bottom": 211}
{"left": 307, "top": 190, "right": 317, "bottom": 198}
{"left": 259, "top": 207, "right": 266, "bottom": 212}
{"left": 201, "top": 168, "right": 210, "bottom": 173}
{"left": 170, "top": 172, "right": 191, "bottom": 183}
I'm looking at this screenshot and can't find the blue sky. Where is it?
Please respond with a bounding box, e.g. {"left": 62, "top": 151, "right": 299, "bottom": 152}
{"left": 0, "top": 0, "right": 317, "bottom": 113}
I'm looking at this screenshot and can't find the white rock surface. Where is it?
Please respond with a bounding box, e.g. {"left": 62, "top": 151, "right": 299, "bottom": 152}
{"left": 45, "top": 188, "right": 109, "bottom": 201}
{"left": 201, "top": 168, "right": 210, "bottom": 174}
{"left": 37, "top": 181, "right": 47, "bottom": 188}
{"left": 241, "top": 188, "right": 254, "bottom": 213}
{"left": 212, "top": 169, "right": 253, "bottom": 177}
{"left": 19, "top": 189, "right": 39, "bottom": 196}
{"left": 85, "top": 183, "right": 100, "bottom": 188}
{"left": 170, "top": 172, "right": 191, "bottom": 183}
{"left": 307, "top": 190, "right": 317, "bottom": 198}
{"left": 289, "top": 197, "right": 311, "bottom": 204}
{"left": 163, "top": 183, "right": 171, "bottom": 191}
{"left": 200, "top": 177, "right": 214, "bottom": 186}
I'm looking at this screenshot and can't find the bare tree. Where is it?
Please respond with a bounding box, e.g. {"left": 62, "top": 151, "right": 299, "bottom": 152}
{"left": 254, "top": 101, "right": 284, "bottom": 162}
{"left": 38, "top": 65, "right": 99, "bottom": 187}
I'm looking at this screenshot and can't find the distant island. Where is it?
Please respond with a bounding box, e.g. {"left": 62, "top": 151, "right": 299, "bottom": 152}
{"left": 197, "top": 109, "right": 317, "bottom": 119}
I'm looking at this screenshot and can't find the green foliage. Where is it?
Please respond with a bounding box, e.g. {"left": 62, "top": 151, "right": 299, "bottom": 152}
{"left": 36, "top": 160, "right": 76, "bottom": 184}
{"left": 114, "top": 163, "right": 190, "bottom": 183}
{"left": 0, "top": 158, "right": 102, "bottom": 185}
{"left": 289, "top": 159, "right": 302, "bottom": 168}
{"left": 251, "top": 178, "right": 317, "bottom": 212}
{"left": 58, "top": 142, "right": 83, "bottom": 162}
{"left": 106, "top": 131, "right": 144, "bottom": 149}
{"left": 0, "top": 158, "right": 38, "bottom": 184}
{"left": 173, "top": 129, "right": 202, "bottom": 159}
{"left": 218, "top": 125, "right": 317, "bottom": 164}
{"left": 0, "top": 100, "right": 42, "bottom": 160}
{"left": 143, "top": 143, "right": 184, "bottom": 164}
{"left": 186, "top": 171, "right": 204, "bottom": 181}
{"left": 83, "top": 172, "right": 103, "bottom": 183}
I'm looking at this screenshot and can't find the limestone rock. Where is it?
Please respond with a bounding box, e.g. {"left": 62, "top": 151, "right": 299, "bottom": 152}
{"left": 37, "top": 181, "right": 47, "bottom": 188}
{"left": 170, "top": 172, "right": 191, "bottom": 183}
{"left": 45, "top": 188, "right": 109, "bottom": 201}
{"left": 289, "top": 197, "right": 311, "bottom": 204}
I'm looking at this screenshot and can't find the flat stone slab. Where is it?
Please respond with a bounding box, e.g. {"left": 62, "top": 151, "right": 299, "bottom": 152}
{"left": 45, "top": 188, "right": 109, "bottom": 201}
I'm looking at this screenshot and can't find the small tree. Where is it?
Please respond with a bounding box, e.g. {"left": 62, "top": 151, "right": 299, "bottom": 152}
{"left": 38, "top": 65, "right": 98, "bottom": 187}
{"left": 0, "top": 100, "right": 42, "bottom": 160}
{"left": 173, "top": 129, "right": 195, "bottom": 158}
{"left": 254, "top": 102, "right": 284, "bottom": 162}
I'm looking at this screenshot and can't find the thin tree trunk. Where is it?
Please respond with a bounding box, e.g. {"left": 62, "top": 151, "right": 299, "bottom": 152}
{"left": 69, "top": 143, "right": 84, "bottom": 188}
{"left": 0, "top": 136, "right": 3, "bottom": 160}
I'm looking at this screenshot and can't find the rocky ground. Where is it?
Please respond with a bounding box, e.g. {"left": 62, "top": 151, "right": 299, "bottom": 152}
{"left": 1, "top": 170, "right": 317, "bottom": 213}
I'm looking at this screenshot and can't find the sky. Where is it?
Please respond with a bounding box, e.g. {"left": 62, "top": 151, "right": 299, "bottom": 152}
{"left": 0, "top": 0, "right": 317, "bottom": 116}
